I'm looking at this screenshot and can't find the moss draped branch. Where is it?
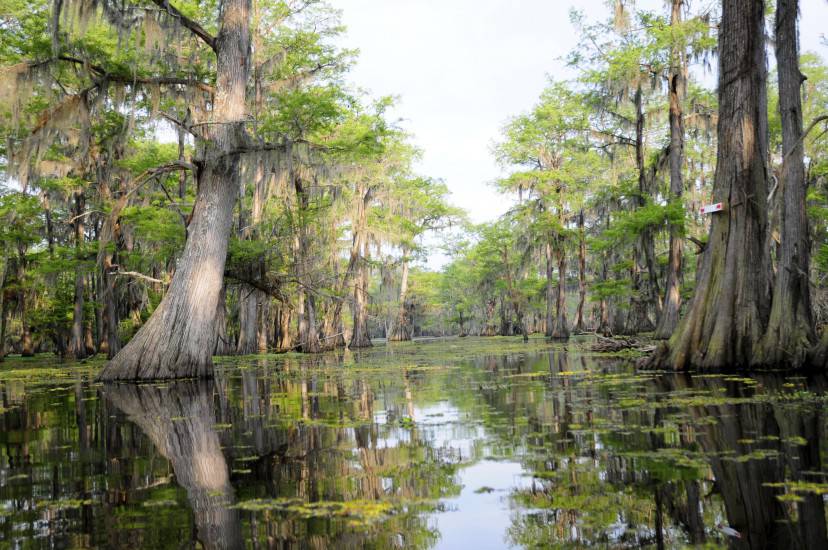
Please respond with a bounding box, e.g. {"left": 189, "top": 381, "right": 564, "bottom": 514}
{"left": 148, "top": 0, "right": 216, "bottom": 52}
{"left": 56, "top": 55, "right": 214, "bottom": 94}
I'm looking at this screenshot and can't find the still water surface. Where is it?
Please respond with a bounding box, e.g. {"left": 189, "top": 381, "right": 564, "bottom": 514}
{"left": 1, "top": 337, "right": 827, "bottom": 549}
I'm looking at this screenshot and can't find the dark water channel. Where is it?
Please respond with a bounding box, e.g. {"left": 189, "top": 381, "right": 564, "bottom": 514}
{"left": 1, "top": 338, "right": 827, "bottom": 548}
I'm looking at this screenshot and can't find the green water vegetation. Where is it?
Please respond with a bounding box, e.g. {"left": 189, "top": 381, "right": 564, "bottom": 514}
{"left": 1, "top": 338, "right": 826, "bottom": 548}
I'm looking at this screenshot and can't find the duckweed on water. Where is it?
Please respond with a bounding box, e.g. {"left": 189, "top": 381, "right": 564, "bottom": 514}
{"left": 763, "top": 481, "right": 828, "bottom": 495}
{"left": 233, "top": 498, "right": 396, "bottom": 523}
{"left": 1, "top": 337, "right": 827, "bottom": 548}
{"left": 36, "top": 499, "right": 93, "bottom": 511}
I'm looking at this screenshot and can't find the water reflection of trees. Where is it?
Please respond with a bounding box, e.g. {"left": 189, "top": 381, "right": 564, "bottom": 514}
{"left": 469, "top": 350, "right": 828, "bottom": 548}
{"left": 0, "top": 355, "right": 462, "bottom": 548}
{"left": 110, "top": 359, "right": 454, "bottom": 549}
{"left": 221, "top": 356, "right": 467, "bottom": 547}
{"left": 104, "top": 381, "right": 243, "bottom": 550}
{"left": 661, "top": 374, "right": 827, "bottom": 550}
{"left": 2, "top": 349, "right": 827, "bottom": 549}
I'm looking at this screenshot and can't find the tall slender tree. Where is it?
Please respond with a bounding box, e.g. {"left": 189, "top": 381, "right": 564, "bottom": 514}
{"left": 756, "top": 0, "right": 815, "bottom": 366}
{"left": 655, "top": 0, "right": 687, "bottom": 339}
{"left": 652, "top": 0, "right": 770, "bottom": 369}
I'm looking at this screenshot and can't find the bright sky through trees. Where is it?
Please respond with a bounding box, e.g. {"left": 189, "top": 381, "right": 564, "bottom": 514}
{"left": 336, "top": 0, "right": 828, "bottom": 266}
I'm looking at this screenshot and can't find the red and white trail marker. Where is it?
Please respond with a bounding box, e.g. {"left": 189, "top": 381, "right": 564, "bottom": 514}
{"left": 701, "top": 202, "right": 724, "bottom": 214}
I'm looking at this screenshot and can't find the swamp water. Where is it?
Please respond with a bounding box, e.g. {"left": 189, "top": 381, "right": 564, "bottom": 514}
{"left": 0, "top": 337, "right": 827, "bottom": 549}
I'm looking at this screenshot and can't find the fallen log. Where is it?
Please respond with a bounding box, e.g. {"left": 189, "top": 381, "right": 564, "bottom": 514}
{"left": 591, "top": 334, "right": 657, "bottom": 354}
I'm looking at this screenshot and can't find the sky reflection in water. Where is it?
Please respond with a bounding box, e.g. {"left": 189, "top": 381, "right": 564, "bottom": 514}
{"left": 0, "top": 337, "right": 826, "bottom": 549}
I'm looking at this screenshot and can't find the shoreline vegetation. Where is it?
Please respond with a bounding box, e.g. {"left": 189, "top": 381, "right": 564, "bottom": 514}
{"left": 0, "top": 3, "right": 826, "bottom": 375}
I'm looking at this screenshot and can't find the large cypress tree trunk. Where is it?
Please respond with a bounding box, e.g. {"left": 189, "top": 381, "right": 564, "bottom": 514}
{"left": 758, "top": 0, "right": 814, "bottom": 366}
{"left": 574, "top": 210, "right": 587, "bottom": 333}
{"left": 544, "top": 237, "right": 556, "bottom": 337}
{"left": 68, "top": 191, "right": 88, "bottom": 359}
{"left": 98, "top": 0, "right": 252, "bottom": 380}
{"left": 350, "top": 239, "right": 373, "bottom": 349}
{"left": 655, "top": 0, "right": 687, "bottom": 340}
{"left": 651, "top": 0, "right": 770, "bottom": 369}
{"left": 551, "top": 236, "right": 570, "bottom": 340}
{"left": 390, "top": 251, "right": 412, "bottom": 341}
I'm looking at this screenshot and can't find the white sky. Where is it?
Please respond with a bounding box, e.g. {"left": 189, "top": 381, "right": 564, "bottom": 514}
{"left": 333, "top": 0, "right": 828, "bottom": 267}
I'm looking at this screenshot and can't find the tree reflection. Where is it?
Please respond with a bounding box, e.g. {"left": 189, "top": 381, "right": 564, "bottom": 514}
{"left": 3, "top": 343, "right": 827, "bottom": 549}
{"left": 103, "top": 381, "right": 243, "bottom": 550}
{"left": 470, "top": 350, "right": 828, "bottom": 548}
{"left": 664, "top": 374, "right": 828, "bottom": 550}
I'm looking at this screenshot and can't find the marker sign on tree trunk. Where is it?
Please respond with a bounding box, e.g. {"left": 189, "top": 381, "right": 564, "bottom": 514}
{"left": 701, "top": 202, "right": 724, "bottom": 214}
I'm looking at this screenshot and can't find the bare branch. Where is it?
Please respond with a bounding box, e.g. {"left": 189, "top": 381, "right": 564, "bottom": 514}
{"left": 779, "top": 114, "right": 828, "bottom": 178}
{"left": 68, "top": 209, "right": 102, "bottom": 223}
{"left": 159, "top": 111, "right": 198, "bottom": 135}
{"left": 797, "top": 115, "right": 828, "bottom": 152}
{"left": 149, "top": 0, "right": 216, "bottom": 52}
{"left": 110, "top": 269, "right": 167, "bottom": 285}
{"left": 266, "top": 62, "right": 338, "bottom": 93}
{"left": 125, "top": 160, "right": 195, "bottom": 200}
{"left": 591, "top": 129, "right": 636, "bottom": 148}
{"left": 688, "top": 236, "right": 707, "bottom": 255}
{"left": 96, "top": 161, "right": 192, "bottom": 270}
{"left": 157, "top": 181, "right": 190, "bottom": 229}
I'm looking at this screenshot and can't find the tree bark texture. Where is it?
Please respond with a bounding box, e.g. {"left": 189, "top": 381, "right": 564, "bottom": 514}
{"left": 653, "top": 0, "right": 770, "bottom": 370}
{"left": 574, "top": 210, "right": 588, "bottom": 333}
{"left": 758, "top": 0, "right": 815, "bottom": 366}
{"left": 68, "top": 191, "right": 88, "bottom": 359}
{"left": 655, "top": 0, "right": 687, "bottom": 340}
{"left": 213, "top": 285, "right": 233, "bottom": 356}
{"left": 99, "top": 0, "right": 252, "bottom": 380}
